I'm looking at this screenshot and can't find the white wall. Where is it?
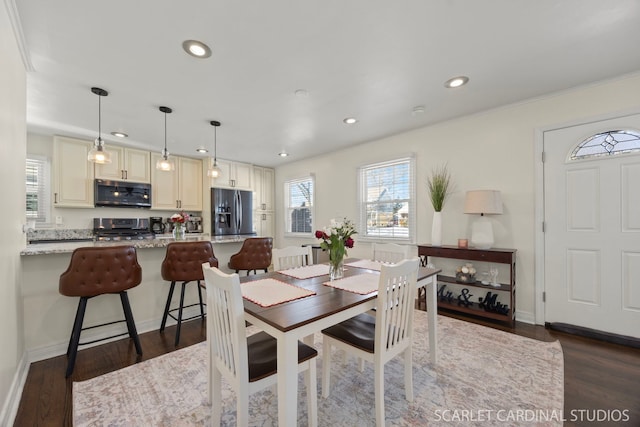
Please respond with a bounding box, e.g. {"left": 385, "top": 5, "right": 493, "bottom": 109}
{"left": 0, "top": 3, "right": 27, "bottom": 423}
{"left": 275, "top": 72, "right": 640, "bottom": 323}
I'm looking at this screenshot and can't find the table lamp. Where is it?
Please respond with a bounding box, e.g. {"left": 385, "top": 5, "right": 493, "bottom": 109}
{"left": 463, "top": 190, "right": 503, "bottom": 249}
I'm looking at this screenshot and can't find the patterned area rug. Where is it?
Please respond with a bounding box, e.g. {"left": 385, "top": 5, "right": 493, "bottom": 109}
{"left": 73, "top": 311, "right": 564, "bottom": 426}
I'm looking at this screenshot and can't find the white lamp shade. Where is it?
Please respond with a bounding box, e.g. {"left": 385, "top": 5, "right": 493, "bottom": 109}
{"left": 464, "top": 190, "right": 503, "bottom": 215}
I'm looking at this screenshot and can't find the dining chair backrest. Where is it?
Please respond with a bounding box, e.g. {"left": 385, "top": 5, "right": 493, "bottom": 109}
{"left": 375, "top": 258, "right": 420, "bottom": 359}
{"left": 202, "top": 264, "right": 249, "bottom": 385}
{"left": 272, "top": 245, "right": 314, "bottom": 271}
{"left": 372, "top": 242, "right": 411, "bottom": 264}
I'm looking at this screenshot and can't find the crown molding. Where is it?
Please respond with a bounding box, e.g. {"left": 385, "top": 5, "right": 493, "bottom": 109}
{"left": 3, "top": 0, "right": 35, "bottom": 72}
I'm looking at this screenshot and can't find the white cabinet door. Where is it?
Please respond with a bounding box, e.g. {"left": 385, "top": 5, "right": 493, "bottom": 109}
{"left": 234, "top": 161, "right": 253, "bottom": 190}
{"left": 53, "top": 136, "right": 94, "bottom": 207}
{"left": 178, "top": 156, "right": 203, "bottom": 211}
{"left": 94, "top": 145, "right": 125, "bottom": 180}
{"left": 95, "top": 147, "right": 150, "bottom": 182}
{"left": 253, "top": 166, "right": 275, "bottom": 210}
{"left": 124, "top": 148, "right": 151, "bottom": 183}
{"left": 212, "top": 159, "right": 253, "bottom": 190}
{"left": 151, "top": 152, "right": 179, "bottom": 209}
{"left": 254, "top": 211, "right": 274, "bottom": 237}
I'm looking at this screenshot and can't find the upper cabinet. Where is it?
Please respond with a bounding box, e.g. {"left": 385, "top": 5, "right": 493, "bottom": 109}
{"left": 253, "top": 166, "right": 275, "bottom": 211}
{"left": 151, "top": 153, "right": 203, "bottom": 211}
{"left": 53, "top": 136, "right": 95, "bottom": 208}
{"left": 94, "top": 146, "right": 151, "bottom": 183}
{"left": 212, "top": 159, "right": 253, "bottom": 190}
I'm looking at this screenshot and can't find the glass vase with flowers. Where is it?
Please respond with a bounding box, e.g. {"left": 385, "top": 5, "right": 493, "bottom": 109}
{"left": 170, "top": 210, "right": 189, "bottom": 240}
{"left": 315, "top": 217, "right": 357, "bottom": 280}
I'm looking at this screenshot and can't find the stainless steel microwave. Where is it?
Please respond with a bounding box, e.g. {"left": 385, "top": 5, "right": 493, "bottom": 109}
{"left": 94, "top": 179, "right": 152, "bottom": 208}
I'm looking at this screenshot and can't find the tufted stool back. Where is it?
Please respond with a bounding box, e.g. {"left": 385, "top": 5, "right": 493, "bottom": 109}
{"left": 60, "top": 246, "right": 142, "bottom": 297}
{"left": 161, "top": 241, "right": 219, "bottom": 282}
{"left": 228, "top": 237, "right": 273, "bottom": 275}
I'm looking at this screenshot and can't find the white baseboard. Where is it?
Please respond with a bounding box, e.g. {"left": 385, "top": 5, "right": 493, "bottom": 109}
{"left": 0, "top": 351, "right": 29, "bottom": 427}
{"left": 515, "top": 309, "right": 536, "bottom": 325}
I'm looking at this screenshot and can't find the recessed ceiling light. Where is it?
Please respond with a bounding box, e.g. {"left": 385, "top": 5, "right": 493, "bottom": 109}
{"left": 196, "top": 146, "right": 208, "bottom": 153}
{"left": 412, "top": 106, "right": 425, "bottom": 116}
{"left": 278, "top": 152, "right": 289, "bottom": 157}
{"left": 182, "top": 40, "right": 212, "bottom": 58}
{"left": 343, "top": 117, "right": 358, "bottom": 124}
{"left": 444, "top": 76, "right": 469, "bottom": 88}
{"left": 110, "top": 131, "right": 128, "bottom": 138}
{"left": 294, "top": 89, "right": 309, "bottom": 97}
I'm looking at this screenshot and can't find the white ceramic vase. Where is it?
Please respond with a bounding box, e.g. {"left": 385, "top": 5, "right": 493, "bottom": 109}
{"left": 431, "top": 211, "right": 443, "bottom": 246}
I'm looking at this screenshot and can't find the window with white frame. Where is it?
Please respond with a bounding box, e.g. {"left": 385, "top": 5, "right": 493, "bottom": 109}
{"left": 358, "top": 156, "right": 415, "bottom": 241}
{"left": 26, "top": 156, "right": 51, "bottom": 223}
{"left": 284, "top": 175, "right": 314, "bottom": 234}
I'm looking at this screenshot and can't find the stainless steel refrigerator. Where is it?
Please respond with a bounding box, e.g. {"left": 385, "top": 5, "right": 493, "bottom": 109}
{"left": 211, "top": 188, "right": 255, "bottom": 235}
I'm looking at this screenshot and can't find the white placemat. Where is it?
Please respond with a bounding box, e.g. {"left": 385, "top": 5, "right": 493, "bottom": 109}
{"left": 277, "top": 264, "right": 330, "bottom": 279}
{"left": 344, "top": 259, "right": 388, "bottom": 271}
{"left": 241, "top": 278, "right": 315, "bottom": 307}
{"left": 323, "top": 272, "right": 380, "bottom": 295}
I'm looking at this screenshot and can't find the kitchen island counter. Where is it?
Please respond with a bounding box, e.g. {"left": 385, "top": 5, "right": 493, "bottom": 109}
{"left": 20, "top": 234, "right": 252, "bottom": 256}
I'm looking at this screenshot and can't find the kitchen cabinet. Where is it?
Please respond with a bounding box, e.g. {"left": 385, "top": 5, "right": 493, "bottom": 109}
{"left": 252, "top": 165, "right": 275, "bottom": 237}
{"left": 253, "top": 211, "right": 274, "bottom": 237}
{"left": 417, "top": 244, "right": 517, "bottom": 325}
{"left": 151, "top": 153, "right": 203, "bottom": 211}
{"left": 212, "top": 159, "right": 253, "bottom": 190}
{"left": 53, "top": 136, "right": 95, "bottom": 208}
{"left": 94, "top": 146, "right": 151, "bottom": 183}
{"left": 252, "top": 166, "right": 274, "bottom": 211}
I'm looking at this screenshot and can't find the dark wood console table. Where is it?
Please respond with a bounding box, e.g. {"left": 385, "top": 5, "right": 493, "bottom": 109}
{"left": 417, "top": 244, "right": 517, "bottom": 325}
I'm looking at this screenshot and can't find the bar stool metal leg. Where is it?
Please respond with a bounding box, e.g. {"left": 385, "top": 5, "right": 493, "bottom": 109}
{"left": 197, "top": 280, "right": 205, "bottom": 318}
{"left": 120, "top": 291, "right": 142, "bottom": 355}
{"left": 66, "top": 297, "right": 88, "bottom": 377}
{"left": 160, "top": 281, "right": 177, "bottom": 332}
{"left": 175, "top": 282, "right": 188, "bottom": 347}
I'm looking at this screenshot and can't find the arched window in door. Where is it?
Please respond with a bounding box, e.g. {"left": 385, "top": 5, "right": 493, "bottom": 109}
{"left": 570, "top": 130, "right": 640, "bottom": 160}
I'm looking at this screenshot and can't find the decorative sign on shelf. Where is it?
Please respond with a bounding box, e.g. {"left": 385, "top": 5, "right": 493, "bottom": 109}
{"left": 437, "top": 284, "right": 510, "bottom": 315}
{"left": 479, "top": 291, "right": 510, "bottom": 315}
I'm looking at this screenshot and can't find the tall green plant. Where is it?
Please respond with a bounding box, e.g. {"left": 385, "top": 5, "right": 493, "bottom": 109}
{"left": 427, "top": 164, "right": 452, "bottom": 212}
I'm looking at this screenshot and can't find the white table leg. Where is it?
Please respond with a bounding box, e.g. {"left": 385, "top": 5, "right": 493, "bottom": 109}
{"left": 277, "top": 333, "right": 299, "bottom": 426}
{"left": 426, "top": 276, "right": 438, "bottom": 364}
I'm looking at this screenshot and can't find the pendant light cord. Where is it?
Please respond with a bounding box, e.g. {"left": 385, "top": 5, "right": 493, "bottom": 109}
{"left": 214, "top": 125, "right": 217, "bottom": 162}
{"left": 164, "top": 110, "right": 167, "bottom": 155}
{"left": 97, "top": 94, "right": 102, "bottom": 144}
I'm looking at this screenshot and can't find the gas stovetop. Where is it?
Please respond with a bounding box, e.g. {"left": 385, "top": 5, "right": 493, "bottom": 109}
{"left": 93, "top": 217, "right": 155, "bottom": 241}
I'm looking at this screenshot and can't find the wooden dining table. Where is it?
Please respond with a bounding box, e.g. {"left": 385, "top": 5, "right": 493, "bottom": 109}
{"left": 240, "top": 259, "right": 440, "bottom": 427}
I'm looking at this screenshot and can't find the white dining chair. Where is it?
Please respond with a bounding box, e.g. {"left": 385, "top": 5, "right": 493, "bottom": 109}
{"left": 272, "top": 245, "right": 314, "bottom": 271}
{"left": 371, "top": 242, "right": 411, "bottom": 263}
{"left": 321, "top": 258, "right": 420, "bottom": 427}
{"left": 202, "top": 263, "right": 318, "bottom": 427}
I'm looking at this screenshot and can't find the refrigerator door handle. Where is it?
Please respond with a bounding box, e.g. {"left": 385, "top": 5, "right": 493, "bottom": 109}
{"left": 235, "top": 190, "right": 242, "bottom": 230}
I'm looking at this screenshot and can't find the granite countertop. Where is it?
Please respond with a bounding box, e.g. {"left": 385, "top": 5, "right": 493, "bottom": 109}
{"left": 21, "top": 234, "right": 250, "bottom": 256}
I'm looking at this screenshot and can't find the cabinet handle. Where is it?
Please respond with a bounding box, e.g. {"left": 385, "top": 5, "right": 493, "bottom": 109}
{"left": 262, "top": 214, "right": 266, "bottom": 220}
{"left": 54, "top": 193, "right": 58, "bottom": 204}
{"left": 124, "top": 170, "right": 128, "bottom": 180}
{"left": 261, "top": 203, "right": 266, "bottom": 210}
{"left": 176, "top": 200, "right": 180, "bottom": 209}
{"left": 121, "top": 170, "right": 125, "bottom": 180}
{"left": 231, "top": 179, "right": 236, "bottom": 187}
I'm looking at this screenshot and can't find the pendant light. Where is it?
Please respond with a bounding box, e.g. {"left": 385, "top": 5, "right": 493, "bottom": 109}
{"left": 156, "top": 106, "right": 175, "bottom": 171}
{"left": 207, "top": 120, "right": 222, "bottom": 178}
{"left": 87, "top": 87, "right": 112, "bottom": 164}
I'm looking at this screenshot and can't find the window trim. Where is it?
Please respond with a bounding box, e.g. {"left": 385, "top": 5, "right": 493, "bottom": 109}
{"left": 357, "top": 155, "right": 416, "bottom": 243}
{"left": 283, "top": 174, "right": 315, "bottom": 236}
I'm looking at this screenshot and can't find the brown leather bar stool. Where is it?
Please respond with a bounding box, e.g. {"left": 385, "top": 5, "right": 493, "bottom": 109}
{"left": 59, "top": 245, "right": 143, "bottom": 377}
{"left": 160, "top": 241, "right": 218, "bottom": 346}
{"left": 228, "top": 237, "right": 273, "bottom": 275}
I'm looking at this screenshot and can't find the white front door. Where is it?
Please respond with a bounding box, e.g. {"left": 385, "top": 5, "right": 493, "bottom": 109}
{"left": 544, "top": 114, "right": 640, "bottom": 338}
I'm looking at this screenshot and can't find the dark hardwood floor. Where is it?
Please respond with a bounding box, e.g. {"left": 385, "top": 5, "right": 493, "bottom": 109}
{"left": 14, "top": 309, "right": 640, "bottom": 426}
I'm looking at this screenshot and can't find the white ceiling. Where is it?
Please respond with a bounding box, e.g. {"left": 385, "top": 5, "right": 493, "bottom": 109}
{"left": 14, "top": 0, "right": 640, "bottom": 167}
